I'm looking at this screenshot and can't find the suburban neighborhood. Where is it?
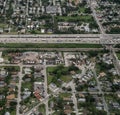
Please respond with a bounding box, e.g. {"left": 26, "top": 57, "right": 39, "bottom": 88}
{"left": 0, "top": 49, "right": 120, "bottom": 115}
{"left": 0, "top": 0, "right": 101, "bottom": 34}
{"left": 0, "top": 0, "right": 120, "bottom": 115}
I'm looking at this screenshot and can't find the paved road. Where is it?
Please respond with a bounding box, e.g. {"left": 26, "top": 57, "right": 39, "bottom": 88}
{"left": 92, "top": 69, "right": 110, "bottom": 115}
{"left": 110, "top": 46, "right": 120, "bottom": 75}
{"left": 88, "top": 0, "right": 105, "bottom": 34}
{"left": 16, "top": 65, "right": 23, "bottom": 115}
{"left": 0, "top": 35, "right": 100, "bottom": 44}
{"left": 71, "top": 81, "right": 79, "bottom": 115}
{"left": 24, "top": 97, "right": 49, "bottom": 115}
{"left": 42, "top": 63, "right": 49, "bottom": 115}
{"left": 0, "top": 34, "right": 120, "bottom": 44}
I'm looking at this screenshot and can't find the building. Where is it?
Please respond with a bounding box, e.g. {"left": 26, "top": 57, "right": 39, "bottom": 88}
{"left": 46, "top": 6, "right": 58, "bottom": 14}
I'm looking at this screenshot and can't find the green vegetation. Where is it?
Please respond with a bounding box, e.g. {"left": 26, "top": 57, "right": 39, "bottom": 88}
{"left": 56, "top": 15, "right": 94, "bottom": 22}
{"left": 0, "top": 43, "right": 103, "bottom": 48}
{"left": 96, "top": 62, "right": 114, "bottom": 74}
{"left": 20, "top": 97, "right": 39, "bottom": 109}
{"left": 60, "top": 75, "right": 72, "bottom": 82}
{"left": 78, "top": 94, "right": 107, "bottom": 115}
{"left": 108, "top": 27, "right": 120, "bottom": 34}
{"left": 105, "top": 94, "right": 120, "bottom": 115}
{"left": 3, "top": 66, "right": 20, "bottom": 72}
{"left": 47, "top": 65, "right": 80, "bottom": 86}
{"left": 116, "top": 53, "right": 120, "bottom": 60}
{"left": 38, "top": 104, "right": 46, "bottom": 115}
{"left": 22, "top": 82, "right": 32, "bottom": 90}
{"left": 59, "top": 93, "right": 72, "bottom": 98}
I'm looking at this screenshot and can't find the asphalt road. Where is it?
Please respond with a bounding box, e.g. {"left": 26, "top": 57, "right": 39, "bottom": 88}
{"left": 0, "top": 34, "right": 119, "bottom": 44}
{"left": 92, "top": 69, "right": 110, "bottom": 115}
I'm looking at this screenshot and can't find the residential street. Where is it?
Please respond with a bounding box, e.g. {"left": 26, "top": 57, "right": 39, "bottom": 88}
{"left": 92, "top": 69, "right": 110, "bottom": 115}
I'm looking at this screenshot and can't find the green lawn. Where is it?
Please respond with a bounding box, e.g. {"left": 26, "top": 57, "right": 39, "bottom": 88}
{"left": 0, "top": 43, "right": 103, "bottom": 48}
{"left": 10, "top": 110, "right": 16, "bottom": 115}
{"left": 79, "top": 7, "right": 85, "bottom": 13}
{"left": 3, "top": 66, "right": 20, "bottom": 72}
{"left": 38, "top": 104, "right": 46, "bottom": 114}
{"left": 47, "top": 66, "right": 56, "bottom": 72}
{"left": 47, "top": 67, "right": 56, "bottom": 85}
{"left": 47, "top": 65, "right": 82, "bottom": 86}
{"left": 60, "top": 93, "right": 72, "bottom": 98}
{"left": 0, "top": 23, "right": 7, "bottom": 28}
{"left": 22, "top": 82, "right": 32, "bottom": 90}
{"left": 117, "top": 53, "right": 120, "bottom": 60}
{"left": 56, "top": 15, "right": 93, "bottom": 22}
{"left": 47, "top": 75, "right": 54, "bottom": 85}
{"left": 95, "top": 63, "right": 101, "bottom": 74}
{"left": 47, "top": 66, "right": 73, "bottom": 85}
{"left": 61, "top": 75, "right": 72, "bottom": 82}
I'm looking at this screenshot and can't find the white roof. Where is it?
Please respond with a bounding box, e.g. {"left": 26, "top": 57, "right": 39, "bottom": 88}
{"left": 0, "top": 58, "right": 4, "bottom": 63}
{"left": 5, "top": 112, "right": 10, "bottom": 115}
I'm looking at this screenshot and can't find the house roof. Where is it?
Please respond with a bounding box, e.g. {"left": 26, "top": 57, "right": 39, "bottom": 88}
{"left": 6, "top": 94, "right": 15, "bottom": 100}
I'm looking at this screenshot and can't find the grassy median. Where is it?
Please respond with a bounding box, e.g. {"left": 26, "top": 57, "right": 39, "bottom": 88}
{"left": 0, "top": 43, "right": 102, "bottom": 48}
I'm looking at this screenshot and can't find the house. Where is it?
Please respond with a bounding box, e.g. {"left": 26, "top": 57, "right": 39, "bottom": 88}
{"left": 0, "top": 95, "right": 5, "bottom": 100}
{"left": 0, "top": 28, "right": 3, "bottom": 34}
{"left": 99, "top": 72, "right": 106, "bottom": 77}
{"left": 47, "top": 29, "right": 53, "bottom": 33}
{"left": 50, "top": 101, "right": 54, "bottom": 108}
{"left": 63, "top": 97, "right": 72, "bottom": 102}
{"left": 112, "top": 102, "right": 120, "bottom": 109}
{"left": 22, "top": 91, "right": 31, "bottom": 100}
{"left": 34, "top": 82, "right": 45, "bottom": 99}
{"left": 34, "top": 72, "right": 43, "bottom": 79}
{"left": 78, "top": 98, "right": 86, "bottom": 102}
{"left": 20, "top": 28, "right": 26, "bottom": 34}
{"left": 5, "top": 112, "right": 10, "bottom": 115}
{"left": 33, "top": 91, "right": 41, "bottom": 101}
{"left": 64, "top": 105, "right": 72, "bottom": 114}
{"left": 22, "top": 52, "right": 39, "bottom": 64}
{"left": 0, "top": 68, "right": 8, "bottom": 78}
{"left": 0, "top": 58, "right": 4, "bottom": 63}
{"left": 49, "top": 83, "right": 59, "bottom": 93}
{"left": 46, "top": 6, "right": 58, "bottom": 14}
{"left": 78, "top": 93, "right": 86, "bottom": 102}
{"left": 41, "top": 29, "right": 45, "bottom": 33}
{"left": 6, "top": 94, "right": 15, "bottom": 100}
{"left": 0, "top": 81, "right": 6, "bottom": 88}
{"left": 96, "top": 102, "right": 104, "bottom": 110}
{"left": 34, "top": 82, "right": 44, "bottom": 93}
{"left": 24, "top": 67, "right": 32, "bottom": 74}
{"left": 34, "top": 66, "right": 43, "bottom": 72}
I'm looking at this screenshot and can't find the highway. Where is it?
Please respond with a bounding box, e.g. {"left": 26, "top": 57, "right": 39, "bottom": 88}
{"left": 0, "top": 34, "right": 120, "bottom": 44}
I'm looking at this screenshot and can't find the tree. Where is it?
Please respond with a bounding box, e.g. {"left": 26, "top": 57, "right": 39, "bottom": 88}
{"left": 68, "top": 65, "right": 79, "bottom": 72}
{"left": 10, "top": 101, "right": 17, "bottom": 107}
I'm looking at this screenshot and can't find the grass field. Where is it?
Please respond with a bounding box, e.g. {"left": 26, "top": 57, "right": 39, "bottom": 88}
{"left": 60, "top": 93, "right": 72, "bottom": 98}
{"left": 56, "top": 15, "right": 93, "bottom": 22}
{"left": 38, "top": 104, "right": 46, "bottom": 114}
{"left": 116, "top": 53, "right": 120, "bottom": 60}
{"left": 60, "top": 75, "right": 72, "bottom": 82}
{"left": 0, "top": 43, "right": 102, "bottom": 48}
{"left": 47, "top": 66, "right": 74, "bottom": 86}
{"left": 22, "top": 82, "right": 32, "bottom": 90}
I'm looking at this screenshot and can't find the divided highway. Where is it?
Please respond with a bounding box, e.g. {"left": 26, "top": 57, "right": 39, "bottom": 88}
{"left": 0, "top": 34, "right": 120, "bottom": 44}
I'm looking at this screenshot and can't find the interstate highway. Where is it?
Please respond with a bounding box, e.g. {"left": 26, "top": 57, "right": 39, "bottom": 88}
{"left": 0, "top": 34, "right": 119, "bottom": 44}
